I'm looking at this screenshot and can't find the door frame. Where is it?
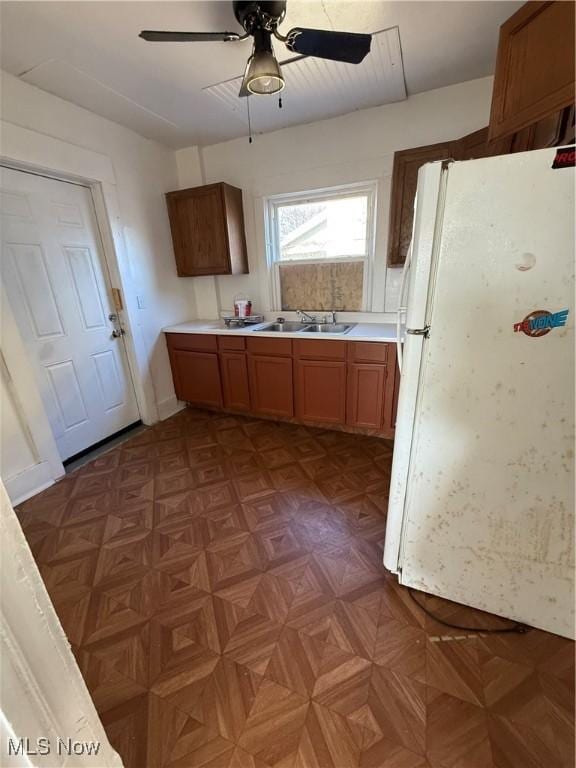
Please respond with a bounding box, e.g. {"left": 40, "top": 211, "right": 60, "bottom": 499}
{"left": 0, "top": 159, "right": 150, "bottom": 423}
{"left": 0, "top": 120, "right": 158, "bottom": 501}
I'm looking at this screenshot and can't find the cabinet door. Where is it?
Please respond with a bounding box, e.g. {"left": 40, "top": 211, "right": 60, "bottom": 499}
{"left": 386, "top": 127, "right": 518, "bottom": 267}
{"left": 221, "top": 184, "right": 249, "bottom": 275}
{"left": 166, "top": 185, "right": 229, "bottom": 276}
{"left": 171, "top": 350, "right": 223, "bottom": 407}
{"left": 295, "top": 360, "right": 346, "bottom": 425}
{"left": 248, "top": 355, "right": 293, "bottom": 418}
{"left": 347, "top": 364, "right": 387, "bottom": 430}
{"left": 509, "top": 105, "right": 575, "bottom": 152}
{"left": 387, "top": 140, "right": 455, "bottom": 267}
{"left": 220, "top": 352, "right": 251, "bottom": 412}
{"left": 489, "top": 1, "right": 575, "bottom": 141}
{"left": 456, "top": 127, "right": 513, "bottom": 160}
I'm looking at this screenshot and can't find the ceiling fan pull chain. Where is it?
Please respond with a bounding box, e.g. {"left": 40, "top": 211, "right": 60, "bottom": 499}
{"left": 278, "top": 95, "right": 283, "bottom": 109}
{"left": 247, "top": 95, "right": 253, "bottom": 143}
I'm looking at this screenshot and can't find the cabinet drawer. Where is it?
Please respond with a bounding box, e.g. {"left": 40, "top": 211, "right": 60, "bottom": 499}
{"left": 293, "top": 339, "right": 347, "bottom": 361}
{"left": 348, "top": 341, "right": 389, "bottom": 364}
{"left": 247, "top": 337, "right": 292, "bottom": 357}
{"left": 218, "top": 335, "right": 246, "bottom": 351}
{"left": 166, "top": 333, "right": 217, "bottom": 353}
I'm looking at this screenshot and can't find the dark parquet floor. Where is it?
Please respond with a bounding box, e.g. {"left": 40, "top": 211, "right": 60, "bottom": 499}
{"left": 16, "top": 407, "right": 575, "bottom": 768}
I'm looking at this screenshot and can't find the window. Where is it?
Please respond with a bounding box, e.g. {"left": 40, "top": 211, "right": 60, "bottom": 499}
{"left": 266, "top": 183, "right": 376, "bottom": 312}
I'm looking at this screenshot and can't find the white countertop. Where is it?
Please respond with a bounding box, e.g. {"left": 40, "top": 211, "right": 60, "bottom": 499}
{"left": 163, "top": 319, "right": 398, "bottom": 343}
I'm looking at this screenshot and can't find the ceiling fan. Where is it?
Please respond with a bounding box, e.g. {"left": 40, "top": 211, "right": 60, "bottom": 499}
{"left": 139, "top": 0, "right": 372, "bottom": 97}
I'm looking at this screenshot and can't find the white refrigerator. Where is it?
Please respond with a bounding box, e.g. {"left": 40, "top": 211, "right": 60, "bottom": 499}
{"left": 384, "top": 147, "right": 575, "bottom": 639}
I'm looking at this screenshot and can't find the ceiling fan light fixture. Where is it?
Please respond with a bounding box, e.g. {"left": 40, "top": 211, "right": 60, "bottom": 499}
{"left": 246, "top": 50, "right": 285, "bottom": 94}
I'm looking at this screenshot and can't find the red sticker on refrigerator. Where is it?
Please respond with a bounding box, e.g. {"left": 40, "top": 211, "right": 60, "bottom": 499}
{"left": 552, "top": 147, "right": 575, "bottom": 169}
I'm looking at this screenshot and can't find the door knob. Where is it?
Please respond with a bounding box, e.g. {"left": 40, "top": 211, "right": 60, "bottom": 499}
{"left": 109, "top": 312, "right": 125, "bottom": 338}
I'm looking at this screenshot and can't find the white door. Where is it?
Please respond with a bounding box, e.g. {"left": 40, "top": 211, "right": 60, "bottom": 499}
{"left": 0, "top": 167, "right": 139, "bottom": 460}
{"left": 397, "top": 148, "right": 575, "bottom": 638}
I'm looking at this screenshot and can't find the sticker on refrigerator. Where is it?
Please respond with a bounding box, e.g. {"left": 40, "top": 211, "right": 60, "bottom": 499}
{"left": 513, "top": 308, "right": 569, "bottom": 337}
{"left": 552, "top": 146, "right": 575, "bottom": 169}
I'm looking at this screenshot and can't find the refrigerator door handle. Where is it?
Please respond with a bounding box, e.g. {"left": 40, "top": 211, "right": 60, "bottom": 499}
{"left": 406, "top": 326, "right": 430, "bottom": 338}
{"left": 396, "top": 241, "right": 412, "bottom": 374}
{"left": 396, "top": 307, "right": 406, "bottom": 373}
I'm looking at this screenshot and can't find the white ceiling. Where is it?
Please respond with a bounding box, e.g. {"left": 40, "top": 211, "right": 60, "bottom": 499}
{"left": 0, "top": 1, "right": 522, "bottom": 148}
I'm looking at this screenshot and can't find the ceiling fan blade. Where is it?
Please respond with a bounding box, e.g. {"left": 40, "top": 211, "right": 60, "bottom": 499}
{"left": 139, "top": 30, "right": 241, "bottom": 42}
{"left": 238, "top": 77, "right": 250, "bottom": 97}
{"left": 283, "top": 28, "right": 371, "bottom": 64}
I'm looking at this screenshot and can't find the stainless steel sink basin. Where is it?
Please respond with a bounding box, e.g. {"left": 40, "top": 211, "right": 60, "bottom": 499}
{"left": 301, "top": 323, "right": 354, "bottom": 334}
{"left": 258, "top": 322, "right": 311, "bottom": 332}
{"left": 256, "top": 321, "right": 355, "bottom": 335}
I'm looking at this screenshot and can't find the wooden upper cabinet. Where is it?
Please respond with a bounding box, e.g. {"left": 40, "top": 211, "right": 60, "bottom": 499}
{"left": 387, "top": 139, "right": 455, "bottom": 267}
{"left": 488, "top": 1, "right": 576, "bottom": 142}
{"left": 458, "top": 127, "right": 515, "bottom": 160}
{"left": 166, "top": 182, "right": 249, "bottom": 277}
{"left": 387, "top": 126, "right": 519, "bottom": 267}
{"left": 508, "top": 104, "right": 575, "bottom": 152}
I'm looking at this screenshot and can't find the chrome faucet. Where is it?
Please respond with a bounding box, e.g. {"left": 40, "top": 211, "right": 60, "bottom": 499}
{"left": 323, "top": 311, "right": 336, "bottom": 325}
{"left": 296, "top": 309, "right": 337, "bottom": 324}
{"left": 297, "top": 309, "right": 317, "bottom": 323}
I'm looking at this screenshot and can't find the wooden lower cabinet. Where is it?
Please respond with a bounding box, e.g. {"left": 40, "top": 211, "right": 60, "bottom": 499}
{"left": 220, "top": 351, "right": 251, "bottom": 412}
{"left": 248, "top": 354, "right": 294, "bottom": 418}
{"left": 169, "top": 349, "right": 222, "bottom": 407}
{"left": 295, "top": 360, "right": 347, "bottom": 425}
{"left": 166, "top": 333, "right": 399, "bottom": 437}
{"left": 347, "top": 363, "right": 387, "bottom": 430}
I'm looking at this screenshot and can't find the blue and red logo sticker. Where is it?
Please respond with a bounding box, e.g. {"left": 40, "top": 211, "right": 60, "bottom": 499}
{"left": 513, "top": 308, "right": 569, "bottom": 337}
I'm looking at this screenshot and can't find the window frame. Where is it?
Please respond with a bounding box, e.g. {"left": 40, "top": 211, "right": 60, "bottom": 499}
{"left": 264, "top": 181, "right": 378, "bottom": 312}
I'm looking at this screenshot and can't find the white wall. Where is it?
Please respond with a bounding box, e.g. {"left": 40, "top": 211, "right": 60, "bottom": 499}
{"left": 1, "top": 71, "right": 195, "bottom": 421}
{"left": 176, "top": 76, "right": 495, "bottom": 320}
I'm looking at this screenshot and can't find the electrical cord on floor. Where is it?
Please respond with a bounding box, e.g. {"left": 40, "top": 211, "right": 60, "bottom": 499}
{"left": 408, "top": 588, "right": 531, "bottom": 635}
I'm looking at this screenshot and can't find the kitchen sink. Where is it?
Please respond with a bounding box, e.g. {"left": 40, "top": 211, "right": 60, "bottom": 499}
{"left": 257, "top": 321, "right": 355, "bottom": 335}
{"left": 301, "top": 323, "right": 354, "bottom": 334}
{"left": 258, "top": 322, "right": 311, "bottom": 332}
